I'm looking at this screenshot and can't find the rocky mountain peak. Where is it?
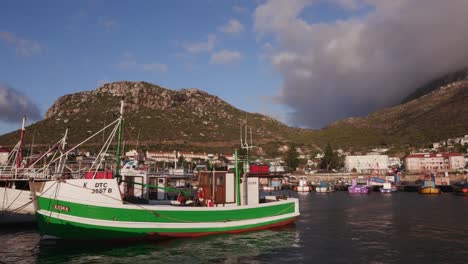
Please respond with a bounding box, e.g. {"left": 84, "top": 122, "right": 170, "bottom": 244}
{"left": 45, "top": 81, "right": 227, "bottom": 119}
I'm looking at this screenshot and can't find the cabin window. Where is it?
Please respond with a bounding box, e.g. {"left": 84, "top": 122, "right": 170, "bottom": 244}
{"left": 216, "top": 175, "right": 224, "bottom": 185}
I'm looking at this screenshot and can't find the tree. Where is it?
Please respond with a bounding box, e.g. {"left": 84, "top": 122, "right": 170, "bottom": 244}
{"left": 177, "top": 155, "right": 185, "bottom": 169}
{"left": 319, "top": 142, "right": 339, "bottom": 171}
{"left": 283, "top": 144, "right": 300, "bottom": 171}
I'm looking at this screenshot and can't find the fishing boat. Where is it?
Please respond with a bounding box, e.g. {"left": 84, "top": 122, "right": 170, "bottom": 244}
{"left": 294, "top": 176, "right": 311, "bottom": 192}
{"left": 348, "top": 177, "right": 370, "bottom": 194}
{"left": 418, "top": 180, "right": 441, "bottom": 194}
{"left": 260, "top": 177, "right": 283, "bottom": 191}
{"left": 379, "top": 182, "right": 397, "bottom": 193}
{"left": 0, "top": 117, "right": 63, "bottom": 224}
{"left": 31, "top": 102, "right": 300, "bottom": 240}
{"left": 453, "top": 183, "right": 468, "bottom": 196}
{"left": 315, "top": 181, "right": 334, "bottom": 193}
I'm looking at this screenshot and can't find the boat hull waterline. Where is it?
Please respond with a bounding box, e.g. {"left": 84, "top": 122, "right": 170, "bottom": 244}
{"left": 418, "top": 187, "right": 441, "bottom": 194}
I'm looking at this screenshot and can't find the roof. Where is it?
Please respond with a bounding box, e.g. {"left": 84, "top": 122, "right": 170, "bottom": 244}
{"left": 0, "top": 148, "right": 9, "bottom": 153}
{"left": 406, "top": 152, "right": 464, "bottom": 158}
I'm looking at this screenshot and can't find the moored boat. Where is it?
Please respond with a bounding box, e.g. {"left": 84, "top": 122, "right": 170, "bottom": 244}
{"left": 418, "top": 180, "right": 441, "bottom": 194}
{"left": 348, "top": 178, "right": 370, "bottom": 194}
{"left": 380, "top": 182, "right": 397, "bottom": 193}
{"left": 453, "top": 187, "right": 468, "bottom": 196}
{"left": 315, "top": 181, "right": 334, "bottom": 193}
{"left": 0, "top": 116, "right": 60, "bottom": 224}
{"left": 32, "top": 178, "right": 299, "bottom": 240}
{"left": 453, "top": 182, "right": 468, "bottom": 196}
{"left": 30, "top": 101, "right": 300, "bottom": 240}
{"left": 294, "top": 176, "right": 311, "bottom": 192}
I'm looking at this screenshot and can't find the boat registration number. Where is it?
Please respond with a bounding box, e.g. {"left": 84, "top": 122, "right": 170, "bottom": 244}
{"left": 91, "top": 188, "right": 113, "bottom": 194}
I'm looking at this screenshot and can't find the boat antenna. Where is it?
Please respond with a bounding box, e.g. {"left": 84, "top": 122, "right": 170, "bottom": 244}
{"left": 240, "top": 121, "right": 256, "bottom": 172}
{"left": 115, "top": 100, "right": 124, "bottom": 179}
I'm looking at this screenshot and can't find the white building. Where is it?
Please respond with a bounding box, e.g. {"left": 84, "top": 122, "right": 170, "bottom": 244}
{"left": 344, "top": 155, "right": 389, "bottom": 174}
{"left": 460, "top": 135, "right": 468, "bottom": 145}
{"left": 388, "top": 157, "right": 401, "bottom": 167}
{"left": 146, "top": 151, "right": 177, "bottom": 162}
{"left": 405, "top": 152, "right": 465, "bottom": 173}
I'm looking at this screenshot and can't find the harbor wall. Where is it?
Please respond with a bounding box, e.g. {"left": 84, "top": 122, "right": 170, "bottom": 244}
{"left": 299, "top": 173, "right": 467, "bottom": 184}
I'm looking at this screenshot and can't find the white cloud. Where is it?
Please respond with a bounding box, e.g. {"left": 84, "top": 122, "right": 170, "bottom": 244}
{"left": 233, "top": 5, "right": 249, "bottom": 14}
{"left": 97, "top": 78, "right": 111, "bottom": 87}
{"left": 181, "top": 34, "right": 216, "bottom": 53}
{"left": 98, "top": 16, "right": 116, "bottom": 31}
{"left": 0, "top": 85, "right": 41, "bottom": 122}
{"left": 218, "top": 19, "right": 245, "bottom": 35}
{"left": 118, "top": 52, "right": 137, "bottom": 70}
{"left": 254, "top": 0, "right": 468, "bottom": 128}
{"left": 142, "top": 63, "right": 168, "bottom": 73}
{"left": 0, "top": 31, "right": 42, "bottom": 56}
{"left": 118, "top": 53, "right": 167, "bottom": 73}
{"left": 210, "top": 50, "right": 243, "bottom": 65}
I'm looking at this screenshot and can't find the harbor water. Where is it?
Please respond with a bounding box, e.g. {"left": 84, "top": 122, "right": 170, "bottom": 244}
{"left": 1, "top": 192, "right": 467, "bottom": 263}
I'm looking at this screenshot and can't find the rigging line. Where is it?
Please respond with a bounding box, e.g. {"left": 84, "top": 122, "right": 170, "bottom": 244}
{"left": 0, "top": 180, "right": 58, "bottom": 216}
{"left": 89, "top": 120, "right": 120, "bottom": 178}
{"left": 21, "top": 137, "right": 63, "bottom": 172}
{"left": 33, "top": 118, "right": 121, "bottom": 175}
{"left": 93, "top": 124, "right": 119, "bottom": 178}
{"left": 0, "top": 187, "right": 25, "bottom": 214}
{"left": 41, "top": 180, "right": 62, "bottom": 240}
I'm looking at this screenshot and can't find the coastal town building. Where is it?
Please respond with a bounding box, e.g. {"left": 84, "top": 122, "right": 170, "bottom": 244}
{"left": 432, "top": 134, "right": 468, "bottom": 150}
{"left": 125, "top": 149, "right": 145, "bottom": 160}
{"left": 388, "top": 157, "right": 401, "bottom": 167}
{"left": 405, "top": 152, "right": 465, "bottom": 173}
{"left": 145, "top": 150, "right": 234, "bottom": 163}
{"left": 344, "top": 155, "right": 389, "bottom": 174}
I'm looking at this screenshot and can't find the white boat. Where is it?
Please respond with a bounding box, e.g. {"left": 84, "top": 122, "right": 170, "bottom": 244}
{"left": 30, "top": 102, "right": 300, "bottom": 240}
{"left": 294, "top": 176, "right": 311, "bottom": 192}
{"left": 0, "top": 117, "right": 53, "bottom": 224}
{"left": 315, "top": 181, "right": 334, "bottom": 193}
{"left": 380, "top": 182, "right": 397, "bottom": 193}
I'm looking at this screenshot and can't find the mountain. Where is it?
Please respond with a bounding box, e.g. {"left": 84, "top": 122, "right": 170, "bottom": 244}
{"left": 0, "top": 81, "right": 307, "bottom": 154}
{"left": 401, "top": 69, "right": 468, "bottom": 104}
{"left": 1, "top": 74, "right": 468, "bottom": 155}
{"left": 327, "top": 78, "right": 468, "bottom": 148}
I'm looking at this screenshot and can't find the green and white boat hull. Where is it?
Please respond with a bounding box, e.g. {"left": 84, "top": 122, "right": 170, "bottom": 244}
{"left": 33, "top": 179, "right": 299, "bottom": 240}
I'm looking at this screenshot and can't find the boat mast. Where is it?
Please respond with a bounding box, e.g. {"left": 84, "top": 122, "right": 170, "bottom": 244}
{"left": 115, "top": 100, "right": 124, "bottom": 178}
{"left": 240, "top": 122, "right": 256, "bottom": 205}
{"left": 235, "top": 150, "right": 240, "bottom": 206}
{"left": 15, "top": 115, "right": 26, "bottom": 177}
{"left": 57, "top": 128, "right": 68, "bottom": 176}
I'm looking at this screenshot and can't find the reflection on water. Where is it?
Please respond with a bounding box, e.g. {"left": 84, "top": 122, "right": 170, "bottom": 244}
{"left": 34, "top": 227, "right": 299, "bottom": 264}
{"left": 1, "top": 193, "right": 467, "bottom": 263}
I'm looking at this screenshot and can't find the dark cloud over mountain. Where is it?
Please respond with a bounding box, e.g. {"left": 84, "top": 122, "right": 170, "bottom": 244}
{"left": 254, "top": 0, "right": 468, "bottom": 128}
{"left": 0, "top": 85, "right": 42, "bottom": 123}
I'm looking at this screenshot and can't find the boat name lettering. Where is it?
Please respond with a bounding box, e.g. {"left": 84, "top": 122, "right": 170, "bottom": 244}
{"left": 53, "top": 204, "right": 70, "bottom": 212}
{"left": 95, "top": 183, "right": 108, "bottom": 188}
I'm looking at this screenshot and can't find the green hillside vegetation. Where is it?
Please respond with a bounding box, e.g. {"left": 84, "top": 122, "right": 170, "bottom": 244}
{"left": 1, "top": 74, "right": 468, "bottom": 157}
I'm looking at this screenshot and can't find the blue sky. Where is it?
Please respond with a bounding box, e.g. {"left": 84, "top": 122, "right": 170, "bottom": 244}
{"left": 1, "top": 0, "right": 291, "bottom": 134}
{"left": 4, "top": 0, "right": 455, "bottom": 135}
